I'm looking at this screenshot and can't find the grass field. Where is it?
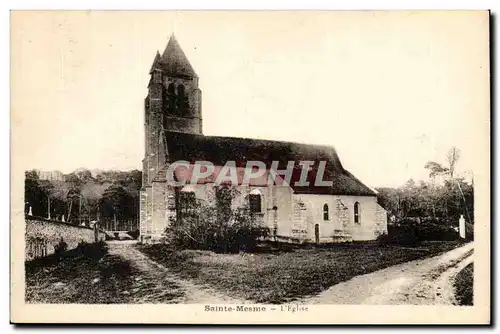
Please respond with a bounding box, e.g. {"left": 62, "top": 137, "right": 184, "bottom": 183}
{"left": 25, "top": 242, "right": 136, "bottom": 304}
{"left": 454, "top": 262, "right": 473, "bottom": 306}
{"left": 138, "top": 241, "right": 462, "bottom": 304}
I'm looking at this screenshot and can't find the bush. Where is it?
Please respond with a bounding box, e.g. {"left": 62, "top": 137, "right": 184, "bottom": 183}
{"left": 377, "top": 225, "right": 420, "bottom": 246}
{"left": 127, "top": 229, "right": 140, "bottom": 240}
{"left": 415, "top": 220, "right": 458, "bottom": 241}
{"left": 75, "top": 240, "right": 108, "bottom": 261}
{"left": 165, "top": 202, "right": 269, "bottom": 253}
{"left": 384, "top": 217, "right": 463, "bottom": 245}
{"left": 54, "top": 237, "right": 68, "bottom": 255}
{"left": 375, "top": 233, "right": 392, "bottom": 246}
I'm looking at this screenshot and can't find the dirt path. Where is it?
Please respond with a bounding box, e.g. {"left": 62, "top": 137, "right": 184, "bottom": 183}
{"left": 107, "top": 241, "right": 246, "bottom": 304}
{"left": 108, "top": 241, "right": 473, "bottom": 305}
{"left": 300, "top": 242, "right": 474, "bottom": 305}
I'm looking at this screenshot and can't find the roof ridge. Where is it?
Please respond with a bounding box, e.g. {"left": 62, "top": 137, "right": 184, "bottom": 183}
{"left": 166, "top": 130, "right": 338, "bottom": 152}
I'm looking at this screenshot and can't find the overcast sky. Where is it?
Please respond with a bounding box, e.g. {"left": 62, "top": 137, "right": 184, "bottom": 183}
{"left": 11, "top": 11, "right": 489, "bottom": 187}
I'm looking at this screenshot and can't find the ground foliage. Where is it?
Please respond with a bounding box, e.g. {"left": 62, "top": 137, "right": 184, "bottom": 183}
{"left": 25, "top": 241, "right": 136, "bottom": 304}
{"left": 138, "top": 241, "right": 461, "bottom": 304}
{"left": 454, "top": 262, "right": 473, "bottom": 306}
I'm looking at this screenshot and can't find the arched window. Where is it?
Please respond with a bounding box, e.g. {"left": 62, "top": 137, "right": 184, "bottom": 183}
{"left": 164, "top": 83, "right": 190, "bottom": 116}
{"left": 249, "top": 188, "right": 262, "bottom": 213}
{"left": 176, "top": 84, "right": 189, "bottom": 113}
{"left": 167, "top": 83, "right": 176, "bottom": 94}
{"left": 165, "top": 83, "right": 177, "bottom": 115}
{"left": 179, "top": 186, "right": 197, "bottom": 219}
{"left": 354, "top": 202, "right": 361, "bottom": 224}
{"left": 323, "top": 204, "right": 329, "bottom": 221}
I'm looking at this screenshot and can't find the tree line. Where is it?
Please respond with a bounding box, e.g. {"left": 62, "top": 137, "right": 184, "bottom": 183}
{"left": 25, "top": 169, "right": 142, "bottom": 227}
{"left": 375, "top": 147, "right": 473, "bottom": 233}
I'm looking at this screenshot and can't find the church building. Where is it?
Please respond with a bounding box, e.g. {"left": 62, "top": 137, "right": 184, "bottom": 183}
{"left": 139, "top": 35, "right": 388, "bottom": 244}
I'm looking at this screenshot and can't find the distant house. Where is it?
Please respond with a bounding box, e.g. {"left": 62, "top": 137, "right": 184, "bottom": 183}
{"left": 139, "top": 36, "right": 388, "bottom": 244}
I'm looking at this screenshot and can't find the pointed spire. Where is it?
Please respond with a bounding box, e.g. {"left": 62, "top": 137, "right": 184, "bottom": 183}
{"left": 149, "top": 51, "right": 162, "bottom": 74}
{"left": 161, "top": 34, "right": 197, "bottom": 78}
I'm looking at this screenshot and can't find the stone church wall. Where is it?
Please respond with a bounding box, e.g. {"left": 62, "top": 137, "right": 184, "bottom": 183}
{"left": 174, "top": 183, "right": 294, "bottom": 240}
{"left": 139, "top": 190, "right": 147, "bottom": 237}
{"left": 374, "top": 203, "right": 389, "bottom": 236}
{"left": 273, "top": 186, "right": 293, "bottom": 237}
{"left": 151, "top": 181, "right": 167, "bottom": 236}
{"left": 341, "top": 195, "right": 387, "bottom": 241}
{"left": 140, "top": 180, "right": 387, "bottom": 244}
{"left": 285, "top": 194, "right": 388, "bottom": 243}
{"left": 292, "top": 194, "right": 345, "bottom": 242}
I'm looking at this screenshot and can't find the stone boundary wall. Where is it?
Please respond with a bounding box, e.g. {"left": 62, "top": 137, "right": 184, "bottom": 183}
{"left": 25, "top": 216, "right": 106, "bottom": 261}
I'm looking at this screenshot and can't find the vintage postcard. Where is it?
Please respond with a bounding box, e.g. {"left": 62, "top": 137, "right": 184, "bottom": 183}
{"left": 10, "top": 11, "right": 490, "bottom": 324}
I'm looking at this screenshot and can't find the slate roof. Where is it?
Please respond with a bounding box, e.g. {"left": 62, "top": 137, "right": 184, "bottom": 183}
{"left": 149, "top": 35, "right": 197, "bottom": 78}
{"left": 164, "top": 131, "right": 376, "bottom": 196}
{"left": 149, "top": 51, "right": 162, "bottom": 74}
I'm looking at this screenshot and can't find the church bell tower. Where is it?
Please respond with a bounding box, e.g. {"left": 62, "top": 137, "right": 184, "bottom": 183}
{"left": 143, "top": 35, "right": 203, "bottom": 185}
{"left": 147, "top": 35, "right": 202, "bottom": 136}
{"left": 140, "top": 35, "right": 202, "bottom": 242}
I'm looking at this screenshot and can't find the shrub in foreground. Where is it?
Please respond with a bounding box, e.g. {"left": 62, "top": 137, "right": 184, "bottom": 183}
{"left": 165, "top": 202, "right": 269, "bottom": 253}
{"left": 415, "top": 220, "right": 458, "bottom": 241}
{"left": 127, "top": 229, "right": 140, "bottom": 240}
{"left": 380, "top": 217, "right": 465, "bottom": 246}
{"left": 377, "top": 224, "right": 420, "bottom": 246}
{"left": 75, "top": 240, "right": 108, "bottom": 260}
{"left": 54, "top": 237, "right": 68, "bottom": 255}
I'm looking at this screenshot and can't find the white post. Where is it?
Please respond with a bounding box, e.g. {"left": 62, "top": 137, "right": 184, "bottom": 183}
{"left": 28, "top": 206, "right": 33, "bottom": 216}
{"left": 459, "top": 214, "right": 466, "bottom": 239}
{"left": 62, "top": 214, "right": 65, "bottom": 222}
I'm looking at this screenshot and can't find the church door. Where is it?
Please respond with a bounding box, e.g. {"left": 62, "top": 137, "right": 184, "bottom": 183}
{"left": 314, "top": 224, "right": 320, "bottom": 244}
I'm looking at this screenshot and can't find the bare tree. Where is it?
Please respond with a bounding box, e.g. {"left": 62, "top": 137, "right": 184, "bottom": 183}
{"left": 446, "top": 146, "right": 461, "bottom": 179}
{"left": 424, "top": 146, "right": 462, "bottom": 182}
{"left": 423, "top": 146, "right": 470, "bottom": 223}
